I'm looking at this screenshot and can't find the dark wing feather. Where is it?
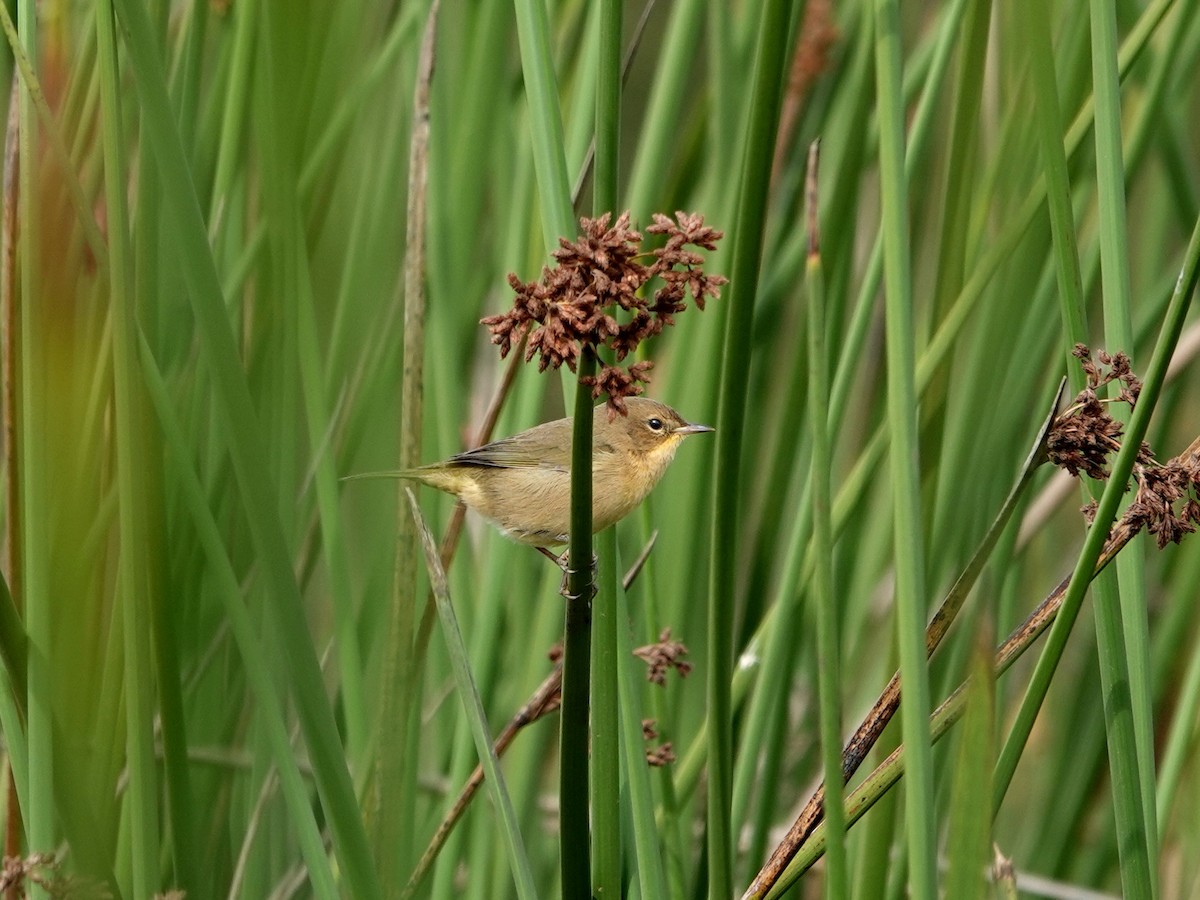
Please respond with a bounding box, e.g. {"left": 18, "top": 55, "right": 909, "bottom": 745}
{"left": 448, "top": 437, "right": 541, "bottom": 469}
{"left": 446, "top": 418, "right": 573, "bottom": 471}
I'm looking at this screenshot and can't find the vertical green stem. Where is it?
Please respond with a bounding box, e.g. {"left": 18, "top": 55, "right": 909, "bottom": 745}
{"left": 510, "top": 0, "right": 587, "bottom": 889}
{"left": 1023, "top": 2, "right": 1087, "bottom": 372}
{"left": 804, "top": 143, "right": 846, "bottom": 899}
{"left": 1087, "top": 0, "right": 1156, "bottom": 892}
{"left": 708, "top": 0, "right": 794, "bottom": 896}
{"left": 624, "top": 0, "right": 704, "bottom": 217}
{"left": 376, "top": 0, "right": 437, "bottom": 887}
{"left": 562, "top": 352, "right": 596, "bottom": 899}
{"left": 16, "top": 0, "right": 54, "bottom": 895}
{"left": 593, "top": 0, "right": 620, "bottom": 213}
{"left": 590, "top": 521, "right": 620, "bottom": 898}
{"left": 406, "top": 492, "right": 539, "bottom": 900}
{"left": 590, "top": 0, "right": 621, "bottom": 895}
{"left": 617, "top": 586, "right": 669, "bottom": 899}
{"left": 1023, "top": 2, "right": 1157, "bottom": 895}
{"left": 109, "top": 1, "right": 383, "bottom": 893}
{"left": 140, "top": 333, "right": 339, "bottom": 897}
{"left": 873, "top": 0, "right": 936, "bottom": 894}
{"left": 97, "top": 1, "right": 161, "bottom": 894}
{"left": 510, "top": 0, "right": 575, "bottom": 248}
{"left": 993, "top": 213, "right": 1200, "bottom": 815}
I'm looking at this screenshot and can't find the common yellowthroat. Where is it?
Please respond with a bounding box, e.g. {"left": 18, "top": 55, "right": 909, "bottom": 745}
{"left": 350, "top": 398, "right": 713, "bottom": 548}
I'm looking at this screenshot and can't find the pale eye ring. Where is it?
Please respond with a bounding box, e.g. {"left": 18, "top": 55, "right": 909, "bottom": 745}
{"left": 647, "top": 417, "right": 664, "bottom": 431}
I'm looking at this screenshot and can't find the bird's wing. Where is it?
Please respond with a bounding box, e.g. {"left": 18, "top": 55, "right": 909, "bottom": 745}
{"left": 448, "top": 438, "right": 545, "bottom": 468}
{"left": 448, "top": 419, "right": 573, "bottom": 471}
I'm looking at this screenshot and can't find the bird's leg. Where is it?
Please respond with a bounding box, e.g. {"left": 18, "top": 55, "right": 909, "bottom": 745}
{"left": 535, "top": 546, "right": 573, "bottom": 598}
{"left": 536, "top": 546, "right": 568, "bottom": 570}
{"left": 536, "top": 547, "right": 598, "bottom": 600}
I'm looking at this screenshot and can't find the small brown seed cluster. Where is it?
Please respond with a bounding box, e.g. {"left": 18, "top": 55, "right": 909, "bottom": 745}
{"left": 1121, "top": 456, "right": 1200, "bottom": 548}
{"left": 1046, "top": 345, "right": 1143, "bottom": 480}
{"left": 1049, "top": 345, "right": 1200, "bottom": 549}
{"left": 0, "top": 854, "right": 57, "bottom": 893}
{"left": 633, "top": 627, "right": 693, "bottom": 686}
{"left": 481, "top": 211, "right": 726, "bottom": 415}
{"left": 641, "top": 719, "right": 676, "bottom": 767}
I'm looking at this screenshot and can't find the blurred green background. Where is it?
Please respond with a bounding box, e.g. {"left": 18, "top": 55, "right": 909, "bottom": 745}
{"left": 0, "top": 0, "right": 1198, "bottom": 897}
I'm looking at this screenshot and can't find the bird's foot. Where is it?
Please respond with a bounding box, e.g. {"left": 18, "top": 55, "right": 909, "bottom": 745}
{"left": 537, "top": 547, "right": 598, "bottom": 601}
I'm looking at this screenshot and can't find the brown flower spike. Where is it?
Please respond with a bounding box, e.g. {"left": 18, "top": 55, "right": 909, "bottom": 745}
{"left": 481, "top": 212, "right": 726, "bottom": 415}
{"left": 1048, "top": 345, "right": 1200, "bottom": 549}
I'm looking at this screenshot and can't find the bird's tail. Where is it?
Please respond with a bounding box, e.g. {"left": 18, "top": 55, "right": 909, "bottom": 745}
{"left": 340, "top": 469, "right": 422, "bottom": 483}
{"left": 342, "top": 465, "right": 465, "bottom": 498}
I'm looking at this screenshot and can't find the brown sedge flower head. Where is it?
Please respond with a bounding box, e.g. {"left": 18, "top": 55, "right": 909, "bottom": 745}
{"left": 481, "top": 211, "right": 726, "bottom": 416}
{"left": 633, "top": 628, "right": 692, "bottom": 685}
{"left": 1046, "top": 345, "right": 1146, "bottom": 480}
{"left": 1049, "top": 345, "right": 1200, "bottom": 549}
{"left": 640, "top": 719, "right": 676, "bottom": 767}
{"left": 645, "top": 742, "right": 676, "bottom": 768}
{"left": 0, "top": 854, "right": 59, "bottom": 894}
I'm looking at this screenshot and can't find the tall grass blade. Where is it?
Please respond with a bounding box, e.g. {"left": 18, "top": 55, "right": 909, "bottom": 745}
{"left": 1088, "top": 2, "right": 1158, "bottom": 893}
{"left": 709, "top": 0, "right": 796, "bottom": 894}
{"left": 589, "top": 0, "right": 622, "bottom": 894}
{"left": 405, "top": 489, "right": 539, "bottom": 900}
{"left": 375, "top": 0, "right": 438, "bottom": 885}
{"left": 993, "top": 212, "right": 1200, "bottom": 814}
{"left": 15, "top": 0, "right": 55, "bottom": 892}
{"left": 96, "top": 1, "right": 161, "bottom": 893}
{"left": 943, "top": 634, "right": 995, "bottom": 900}
{"left": 802, "top": 141, "right": 846, "bottom": 899}
{"left": 109, "top": 1, "right": 382, "bottom": 893}
{"left": 873, "top": 0, "right": 936, "bottom": 892}
{"left": 139, "top": 334, "right": 339, "bottom": 898}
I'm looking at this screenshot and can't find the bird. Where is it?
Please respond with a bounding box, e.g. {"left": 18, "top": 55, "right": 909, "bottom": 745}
{"left": 346, "top": 397, "right": 713, "bottom": 557}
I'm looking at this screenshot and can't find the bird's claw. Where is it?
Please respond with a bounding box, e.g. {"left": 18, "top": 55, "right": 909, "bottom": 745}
{"left": 556, "top": 552, "right": 598, "bottom": 602}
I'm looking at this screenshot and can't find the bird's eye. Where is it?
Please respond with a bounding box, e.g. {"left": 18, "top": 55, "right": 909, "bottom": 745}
{"left": 647, "top": 418, "right": 664, "bottom": 431}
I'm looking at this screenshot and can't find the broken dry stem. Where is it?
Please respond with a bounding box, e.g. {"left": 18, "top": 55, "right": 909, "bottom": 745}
{"left": 754, "top": 524, "right": 1134, "bottom": 895}
{"left": 746, "top": 381, "right": 1064, "bottom": 895}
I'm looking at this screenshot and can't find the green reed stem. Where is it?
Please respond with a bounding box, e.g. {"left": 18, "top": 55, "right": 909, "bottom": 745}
{"left": 590, "top": 0, "right": 622, "bottom": 894}
{"left": 874, "top": 0, "right": 936, "bottom": 893}
{"left": 1088, "top": 2, "right": 1157, "bottom": 893}
{"left": 993, "top": 211, "right": 1200, "bottom": 820}
{"left": 708, "top": 0, "right": 795, "bottom": 896}
{"left": 563, "top": 351, "right": 596, "bottom": 899}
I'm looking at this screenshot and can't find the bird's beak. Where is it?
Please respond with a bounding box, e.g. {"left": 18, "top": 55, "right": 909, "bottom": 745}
{"left": 673, "top": 422, "right": 715, "bottom": 435}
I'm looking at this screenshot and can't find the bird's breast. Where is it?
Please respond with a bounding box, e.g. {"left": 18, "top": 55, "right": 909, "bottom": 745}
{"left": 590, "top": 442, "right": 678, "bottom": 532}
